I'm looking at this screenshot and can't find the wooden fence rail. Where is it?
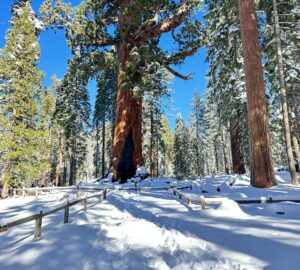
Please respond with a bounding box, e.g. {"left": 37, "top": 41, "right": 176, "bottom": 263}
{"left": 173, "top": 188, "right": 300, "bottom": 210}
{"left": 0, "top": 189, "right": 107, "bottom": 238}
{"left": 3, "top": 184, "right": 192, "bottom": 199}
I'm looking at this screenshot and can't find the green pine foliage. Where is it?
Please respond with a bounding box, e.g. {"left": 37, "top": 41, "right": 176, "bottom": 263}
{"left": 189, "top": 91, "right": 209, "bottom": 177}
{"left": 142, "top": 63, "right": 173, "bottom": 177}
{"left": 93, "top": 53, "right": 117, "bottom": 178}
{"left": 53, "top": 70, "right": 91, "bottom": 185}
{"left": 173, "top": 114, "right": 191, "bottom": 179}
{"left": 0, "top": 1, "right": 48, "bottom": 190}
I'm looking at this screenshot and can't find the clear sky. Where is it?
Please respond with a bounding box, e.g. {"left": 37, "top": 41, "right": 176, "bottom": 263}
{"left": 0, "top": 0, "right": 208, "bottom": 129}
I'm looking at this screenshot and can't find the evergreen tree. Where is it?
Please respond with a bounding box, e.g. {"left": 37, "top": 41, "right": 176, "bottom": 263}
{"left": 160, "top": 116, "right": 174, "bottom": 176}
{"left": 53, "top": 69, "right": 90, "bottom": 186}
{"left": 204, "top": 0, "right": 248, "bottom": 174}
{"left": 189, "top": 90, "right": 208, "bottom": 177}
{"left": 173, "top": 114, "right": 191, "bottom": 179}
{"left": 142, "top": 63, "right": 172, "bottom": 177}
{"left": 261, "top": 0, "right": 300, "bottom": 180}
{"left": 0, "top": 1, "right": 47, "bottom": 198}
{"left": 93, "top": 53, "right": 117, "bottom": 178}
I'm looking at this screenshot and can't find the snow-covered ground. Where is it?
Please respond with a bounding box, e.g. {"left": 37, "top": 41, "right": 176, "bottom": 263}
{"left": 1, "top": 172, "right": 300, "bottom": 270}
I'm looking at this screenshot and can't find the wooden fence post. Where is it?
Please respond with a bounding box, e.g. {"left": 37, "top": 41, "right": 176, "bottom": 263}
{"left": 64, "top": 201, "right": 69, "bottom": 223}
{"left": 103, "top": 189, "right": 107, "bottom": 200}
{"left": 76, "top": 185, "right": 80, "bottom": 198}
{"left": 83, "top": 196, "right": 87, "bottom": 211}
{"left": 200, "top": 196, "right": 206, "bottom": 210}
{"left": 13, "top": 189, "right": 16, "bottom": 198}
{"left": 34, "top": 210, "right": 43, "bottom": 239}
{"left": 173, "top": 188, "right": 176, "bottom": 196}
{"left": 22, "top": 188, "right": 25, "bottom": 198}
{"left": 179, "top": 193, "right": 182, "bottom": 200}
{"left": 35, "top": 187, "right": 38, "bottom": 199}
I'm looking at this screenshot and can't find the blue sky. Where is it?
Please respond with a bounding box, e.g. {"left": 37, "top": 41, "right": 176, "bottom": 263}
{"left": 0, "top": 0, "right": 208, "bottom": 129}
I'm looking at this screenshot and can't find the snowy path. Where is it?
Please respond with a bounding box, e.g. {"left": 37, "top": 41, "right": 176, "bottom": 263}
{"left": 1, "top": 189, "right": 300, "bottom": 269}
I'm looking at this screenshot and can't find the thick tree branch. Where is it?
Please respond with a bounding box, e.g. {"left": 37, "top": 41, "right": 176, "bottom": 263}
{"left": 156, "top": 59, "right": 193, "bottom": 80}
{"left": 134, "top": 0, "right": 187, "bottom": 43}
{"left": 165, "top": 45, "right": 200, "bottom": 64}
{"left": 133, "top": 7, "right": 160, "bottom": 39}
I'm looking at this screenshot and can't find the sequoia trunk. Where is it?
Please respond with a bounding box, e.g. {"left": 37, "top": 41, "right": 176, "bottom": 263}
{"left": 230, "top": 120, "right": 246, "bottom": 174}
{"left": 111, "top": 43, "right": 144, "bottom": 182}
{"left": 238, "top": 0, "right": 276, "bottom": 187}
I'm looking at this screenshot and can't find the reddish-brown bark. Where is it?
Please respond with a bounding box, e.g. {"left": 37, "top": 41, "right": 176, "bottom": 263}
{"left": 1, "top": 181, "right": 9, "bottom": 199}
{"left": 111, "top": 42, "right": 144, "bottom": 182}
{"left": 238, "top": 0, "right": 276, "bottom": 187}
{"left": 230, "top": 120, "right": 246, "bottom": 175}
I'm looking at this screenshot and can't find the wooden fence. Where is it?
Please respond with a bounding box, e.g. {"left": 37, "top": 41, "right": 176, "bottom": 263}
{"left": 0, "top": 184, "right": 193, "bottom": 238}
{"left": 4, "top": 184, "right": 193, "bottom": 199}
{"left": 0, "top": 189, "right": 107, "bottom": 238}
{"left": 172, "top": 188, "right": 300, "bottom": 209}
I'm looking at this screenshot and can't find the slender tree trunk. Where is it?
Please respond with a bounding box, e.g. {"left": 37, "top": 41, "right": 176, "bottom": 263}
{"left": 94, "top": 124, "right": 100, "bottom": 178}
{"left": 290, "top": 106, "right": 300, "bottom": 173}
{"left": 230, "top": 120, "right": 246, "bottom": 174}
{"left": 54, "top": 137, "right": 63, "bottom": 186}
{"left": 196, "top": 145, "right": 200, "bottom": 176}
{"left": 1, "top": 181, "right": 9, "bottom": 199}
{"left": 292, "top": 134, "right": 300, "bottom": 173}
{"left": 272, "top": 0, "right": 298, "bottom": 185}
{"left": 214, "top": 139, "right": 219, "bottom": 173}
{"left": 196, "top": 130, "right": 201, "bottom": 176}
{"left": 221, "top": 131, "right": 230, "bottom": 174}
{"left": 69, "top": 152, "right": 76, "bottom": 186}
{"left": 102, "top": 117, "right": 106, "bottom": 178}
{"left": 150, "top": 107, "right": 155, "bottom": 177}
{"left": 238, "top": 0, "right": 276, "bottom": 188}
{"left": 156, "top": 136, "right": 159, "bottom": 177}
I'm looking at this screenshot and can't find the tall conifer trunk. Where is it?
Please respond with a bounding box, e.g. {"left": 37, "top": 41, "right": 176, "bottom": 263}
{"left": 102, "top": 117, "right": 106, "bottom": 178}
{"left": 54, "top": 137, "right": 63, "bottom": 186}
{"left": 230, "top": 120, "right": 246, "bottom": 174}
{"left": 221, "top": 131, "right": 229, "bottom": 174}
{"left": 272, "top": 0, "right": 298, "bottom": 185}
{"left": 1, "top": 181, "right": 9, "bottom": 199}
{"left": 238, "top": 0, "right": 276, "bottom": 187}
{"left": 150, "top": 107, "right": 155, "bottom": 177}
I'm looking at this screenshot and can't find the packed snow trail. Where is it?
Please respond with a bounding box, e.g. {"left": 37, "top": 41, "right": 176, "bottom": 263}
{"left": 1, "top": 187, "right": 300, "bottom": 270}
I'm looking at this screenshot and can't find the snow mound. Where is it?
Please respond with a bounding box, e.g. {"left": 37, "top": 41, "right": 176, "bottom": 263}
{"left": 107, "top": 172, "right": 113, "bottom": 182}
{"left": 135, "top": 167, "right": 149, "bottom": 179}
{"left": 214, "top": 199, "right": 249, "bottom": 219}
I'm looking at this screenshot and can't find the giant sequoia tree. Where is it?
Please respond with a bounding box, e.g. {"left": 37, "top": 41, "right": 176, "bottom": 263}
{"left": 40, "top": 0, "right": 202, "bottom": 182}
{"left": 238, "top": 0, "right": 276, "bottom": 187}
